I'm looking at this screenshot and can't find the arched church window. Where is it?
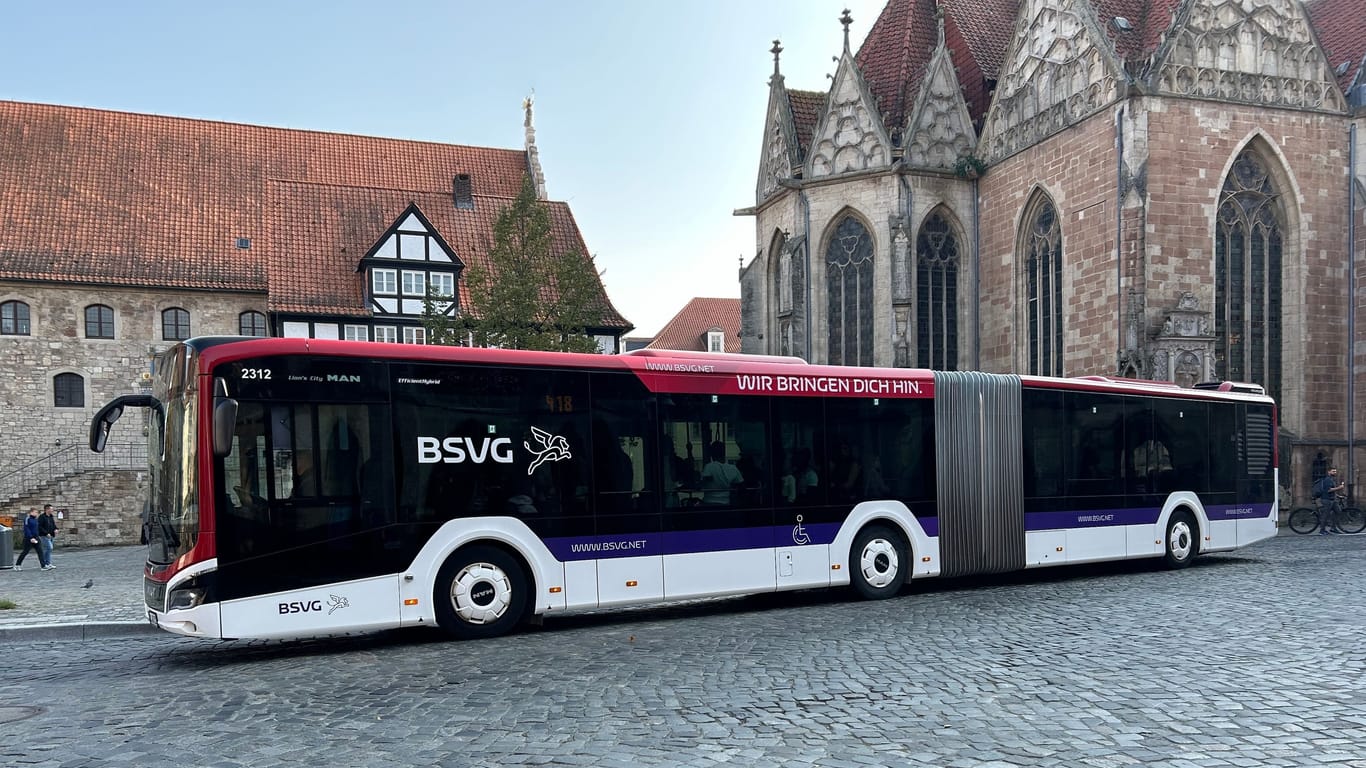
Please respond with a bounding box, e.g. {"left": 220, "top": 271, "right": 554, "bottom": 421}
{"left": 916, "top": 211, "right": 959, "bottom": 370}
{"left": 778, "top": 251, "right": 793, "bottom": 314}
{"left": 826, "top": 216, "right": 874, "bottom": 366}
{"left": 1215, "top": 150, "right": 1282, "bottom": 404}
{"left": 1022, "top": 195, "right": 1063, "bottom": 376}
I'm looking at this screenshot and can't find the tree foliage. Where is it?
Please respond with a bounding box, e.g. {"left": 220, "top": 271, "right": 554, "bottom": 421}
{"left": 423, "top": 175, "right": 604, "bottom": 353}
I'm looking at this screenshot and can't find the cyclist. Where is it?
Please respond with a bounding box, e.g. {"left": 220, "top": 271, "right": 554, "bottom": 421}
{"left": 1313, "top": 467, "right": 1347, "bottom": 535}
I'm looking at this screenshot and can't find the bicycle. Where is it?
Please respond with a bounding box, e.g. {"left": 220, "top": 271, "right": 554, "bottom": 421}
{"left": 1288, "top": 495, "right": 1366, "bottom": 534}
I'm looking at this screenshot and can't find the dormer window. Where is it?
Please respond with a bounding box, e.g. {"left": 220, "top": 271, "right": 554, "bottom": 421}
{"left": 372, "top": 269, "right": 397, "bottom": 295}
{"left": 362, "top": 204, "right": 462, "bottom": 318}
{"left": 707, "top": 329, "right": 725, "bottom": 352}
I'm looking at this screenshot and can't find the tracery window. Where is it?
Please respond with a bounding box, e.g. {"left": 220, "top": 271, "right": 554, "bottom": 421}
{"left": 1023, "top": 195, "right": 1063, "bottom": 376}
{"left": 916, "top": 211, "right": 959, "bottom": 370}
{"left": 1215, "top": 150, "right": 1282, "bottom": 403}
{"left": 826, "top": 216, "right": 874, "bottom": 366}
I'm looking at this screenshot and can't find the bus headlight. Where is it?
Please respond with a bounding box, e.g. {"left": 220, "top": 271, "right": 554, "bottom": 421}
{"left": 167, "top": 587, "right": 207, "bottom": 611}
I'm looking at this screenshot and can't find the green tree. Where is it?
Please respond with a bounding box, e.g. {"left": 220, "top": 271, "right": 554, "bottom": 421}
{"left": 423, "top": 174, "right": 604, "bottom": 353}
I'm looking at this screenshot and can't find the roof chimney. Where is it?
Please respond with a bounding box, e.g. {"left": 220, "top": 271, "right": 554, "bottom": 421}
{"left": 453, "top": 174, "right": 473, "bottom": 210}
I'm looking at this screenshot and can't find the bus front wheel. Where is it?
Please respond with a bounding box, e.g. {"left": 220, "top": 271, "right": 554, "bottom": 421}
{"left": 434, "top": 545, "right": 529, "bottom": 640}
{"left": 1163, "top": 510, "right": 1198, "bottom": 569}
{"left": 850, "top": 525, "right": 907, "bottom": 600}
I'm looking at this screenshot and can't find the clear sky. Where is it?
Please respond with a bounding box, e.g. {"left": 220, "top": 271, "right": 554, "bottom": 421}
{"left": 2, "top": 0, "right": 884, "bottom": 337}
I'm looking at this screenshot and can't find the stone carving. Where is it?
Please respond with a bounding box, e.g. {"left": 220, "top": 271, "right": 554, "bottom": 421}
{"left": 1149, "top": 292, "right": 1216, "bottom": 385}
{"left": 1157, "top": 0, "right": 1346, "bottom": 112}
{"left": 979, "top": 0, "right": 1120, "bottom": 161}
{"left": 808, "top": 57, "right": 889, "bottom": 178}
{"left": 904, "top": 23, "right": 977, "bottom": 170}
{"left": 758, "top": 94, "right": 797, "bottom": 201}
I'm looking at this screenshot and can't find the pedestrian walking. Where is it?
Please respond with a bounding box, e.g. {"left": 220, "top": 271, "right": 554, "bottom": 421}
{"left": 13, "top": 507, "right": 49, "bottom": 570}
{"left": 38, "top": 503, "right": 58, "bottom": 569}
{"left": 1313, "top": 467, "right": 1347, "bottom": 535}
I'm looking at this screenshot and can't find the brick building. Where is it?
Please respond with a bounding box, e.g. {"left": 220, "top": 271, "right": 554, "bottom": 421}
{"left": 0, "top": 99, "right": 630, "bottom": 544}
{"left": 739, "top": 0, "right": 1366, "bottom": 502}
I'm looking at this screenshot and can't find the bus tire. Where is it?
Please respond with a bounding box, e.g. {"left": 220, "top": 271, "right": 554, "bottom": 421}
{"left": 850, "top": 524, "right": 907, "bottom": 600}
{"left": 1163, "top": 510, "right": 1198, "bottom": 569}
{"left": 433, "top": 545, "right": 529, "bottom": 640}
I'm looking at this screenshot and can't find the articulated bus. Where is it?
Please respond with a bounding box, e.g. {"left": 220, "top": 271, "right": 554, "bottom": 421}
{"left": 90, "top": 337, "right": 1278, "bottom": 641}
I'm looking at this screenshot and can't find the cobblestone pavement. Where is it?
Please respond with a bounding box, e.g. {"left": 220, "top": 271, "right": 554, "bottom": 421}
{"left": 0, "top": 545, "right": 146, "bottom": 626}
{"left": 1, "top": 533, "right": 1364, "bottom": 767}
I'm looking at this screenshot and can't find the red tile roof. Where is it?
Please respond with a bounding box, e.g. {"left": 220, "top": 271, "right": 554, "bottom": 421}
{"left": 647, "top": 297, "right": 741, "bottom": 353}
{"left": 787, "top": 89, "right": 827, "bottom": 162}
{"left": 0, "top": 100, "right": 629, "bottom": 329}
{"left": 854, "top": 0, "right": 1020, "bottom": 131}
{"left": 1308, "top": 0, "right": 1366, "bottom": 95}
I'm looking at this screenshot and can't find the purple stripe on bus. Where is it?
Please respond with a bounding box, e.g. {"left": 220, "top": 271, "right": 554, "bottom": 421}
{"left": 1025, "top": 508, "right": 1160, "bottom": 530}
{"left": 542, "top": 503, "right": 1271, "bottom": 561}
{"left": 1205, "top": 503, "right": 1274, "bottom": 520}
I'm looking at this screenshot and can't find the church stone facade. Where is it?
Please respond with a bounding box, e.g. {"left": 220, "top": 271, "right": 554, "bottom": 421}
{"left": 739, "top": 0, "right": 1366, "bottom": 503}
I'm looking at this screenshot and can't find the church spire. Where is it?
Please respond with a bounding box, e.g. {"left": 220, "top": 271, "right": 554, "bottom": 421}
{"left": 769, "top": 39, "right": 784, "bottom": 86}
{"left": 523, "top": 92, "right": 547, "bottom": 200}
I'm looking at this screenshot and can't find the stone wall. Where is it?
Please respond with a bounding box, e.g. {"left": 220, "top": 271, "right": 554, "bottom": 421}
{"left": 1, "top": 468, "right": 147, "bottom": 548}
{"left": 0, "top": 281, "right": 264, "bottom": 483}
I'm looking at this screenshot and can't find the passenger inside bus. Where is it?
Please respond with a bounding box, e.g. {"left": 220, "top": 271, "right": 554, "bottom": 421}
{"left": 699, "top": 441, "right": 743, "bottom": 505}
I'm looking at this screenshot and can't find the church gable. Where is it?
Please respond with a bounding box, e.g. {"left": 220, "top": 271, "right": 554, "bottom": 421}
{"left": 1156, "top": 0, "right": 1347, "bottom": 112}
{"left": 757, "top": 83, "right": 800, "bottom": 202}
{"left": 904, "top": 22, "right": 979, "bottom": 171}
{"left": 978, "top": 0, "right": 1124, "bottom": 161}
{"left": 806, "top": 53, "right": 893, "bottom": 178}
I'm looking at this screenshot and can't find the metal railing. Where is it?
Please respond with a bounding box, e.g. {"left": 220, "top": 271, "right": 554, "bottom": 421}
{"left": 0, "top": 442, "right": 148, "bottom": 504}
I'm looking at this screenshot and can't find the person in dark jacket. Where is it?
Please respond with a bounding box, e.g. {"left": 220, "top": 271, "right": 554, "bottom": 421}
{"left": 38, "top": 503, "right": 58, "bottom": 569}
{"left": 13, "top": 508, "right": 48, "bottom": 570}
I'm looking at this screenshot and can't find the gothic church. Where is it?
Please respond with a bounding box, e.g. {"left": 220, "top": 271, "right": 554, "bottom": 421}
{"left": 739, "top": 0, "right": 1366, "bottom": 499}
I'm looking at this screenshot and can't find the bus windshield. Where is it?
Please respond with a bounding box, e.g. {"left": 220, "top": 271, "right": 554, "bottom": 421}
{"left": 145, "top": 347, "right": 201, "bottom": 567}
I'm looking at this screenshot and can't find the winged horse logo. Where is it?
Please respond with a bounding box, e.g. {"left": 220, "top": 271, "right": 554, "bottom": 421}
{"left": 525, "top": 426, "right": 572, "bottom": 475}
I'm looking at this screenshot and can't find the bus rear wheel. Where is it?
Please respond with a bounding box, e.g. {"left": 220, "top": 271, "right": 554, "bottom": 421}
{"left": 1163, "top": 510, "right": 1198, "bottom": 569}
{"left": 850, "top": 525, "right": 907, "bottom": 600}
{"left": 434, "top": 545, "right": 528, "bottom": 640}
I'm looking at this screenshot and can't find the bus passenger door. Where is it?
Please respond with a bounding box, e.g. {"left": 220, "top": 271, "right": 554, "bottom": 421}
{"left": 659, "top": 393, "right": 775, "bottom": 599}
{"left": 591, "top": 373, "right": 664, "bottom": 607}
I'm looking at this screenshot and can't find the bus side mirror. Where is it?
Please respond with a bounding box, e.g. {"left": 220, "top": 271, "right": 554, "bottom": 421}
{"left": 88, "top": 395, "right": 156, "bottom": 453}
{"left": 213, "top": 397, "right": 239, "bottom": 458}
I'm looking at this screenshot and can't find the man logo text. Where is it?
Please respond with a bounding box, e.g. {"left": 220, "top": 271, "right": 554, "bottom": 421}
{"left": 418, "top": 436, "right": 515, "bottom": 464}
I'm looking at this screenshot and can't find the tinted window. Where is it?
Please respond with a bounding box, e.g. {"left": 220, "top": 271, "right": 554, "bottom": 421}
{"left": 391, "top": 364, "right": 593, "bottom": 541}
{"left": 659, "top": 393, "right": 770, "bottom": 533}
{"left": 1154, "top": 398, "right": 1208, "bottom": 494}
{"left": 1065, "top": 391, "right": 1123, "bottom": 501}
{"left": 772, "top": 397, "right": 826, "bottom": 509}
{"left": 1022, "top": 388, "right": 1064, "bottom": 502}
{"left": 216, "top": 401, "right": 398, "bottom": 599}
{"left": 591, "top": 372, "right": 659, "bottom": 536}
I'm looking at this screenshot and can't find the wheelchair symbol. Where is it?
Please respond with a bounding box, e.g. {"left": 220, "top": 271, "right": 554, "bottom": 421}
{"left": 792, "top": 515, "right": 810, "bottom": 545}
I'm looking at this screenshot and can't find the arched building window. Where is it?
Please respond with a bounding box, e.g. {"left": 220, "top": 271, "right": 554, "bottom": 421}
{"left": 916, "top": 210, "right": 959, "bottom": 370}
{"left": 1, "top": 300, "right": 31, "bottom": 335}
{"left": 1021, "top": 193, "right": 1063, "bottom": 376}
{"left": 239, "top": 311, "right": 268, "bottom": 337}
{"left": 54, "top": 372, "right": 84, "bottom": 408}
{"left": 1215, "top": 150, "right": 1283, "bottom": 404}
{"left": 162, "top": 307, "right": 191, "bottom": 341}
{"left": 826, "top": 215, "right": 874, "bottom": 366}
{"left": 85, "top": 304, "right": 114, "bottom": 339}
